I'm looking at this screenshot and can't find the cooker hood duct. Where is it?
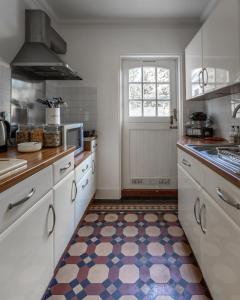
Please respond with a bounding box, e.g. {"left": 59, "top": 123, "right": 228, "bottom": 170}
{"left": 11, "top": 10, "right": 82, "bottom": 80}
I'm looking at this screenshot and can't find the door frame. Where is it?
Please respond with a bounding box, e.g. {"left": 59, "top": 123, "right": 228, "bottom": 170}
{"left": 119, "top": 54, "right": 184, "bottom": 194}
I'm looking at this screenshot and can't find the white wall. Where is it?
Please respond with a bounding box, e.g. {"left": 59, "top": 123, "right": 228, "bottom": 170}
{"left": 58, "top": 23, "right": 199, "bottom": 199}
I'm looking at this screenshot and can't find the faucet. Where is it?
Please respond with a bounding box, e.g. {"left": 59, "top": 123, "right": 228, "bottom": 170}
{"left": 232, "top": 103, "right": 240, "bottom": 118}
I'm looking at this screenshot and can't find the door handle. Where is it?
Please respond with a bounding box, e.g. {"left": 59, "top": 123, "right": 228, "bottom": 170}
{"left": 60, "top": 162, "right": 71, "bottom": 173}
{"left": 48, "top": 204, "right": 56, "bottom": 236}
{"left": 82, "top": 164, "right": 89, "bottom": 173}
{"left": 198, "top": 70, "right": 204, "bottom": 89}
{"left": 72, "top": 180, "right": 78, "bottom": 202}
{"left": 194, "top": 197, "right": 201, "bottom": 224}
{"left": 82, "top": 179, "right": 89, "bottom": 189}
{"left": 203, "top": 68, "right": 208, "bottom": 87}
{"left": 8, "top": 188, "right": 36, "bottom": 210}
{"left": 182, "top": 158, "right": 191, "bottom": 167}
{"left": 199, "top": 204, "right": 207, "bottom": 234}
{"left": 216, "top": 187, "right": 240, "bottom": 210}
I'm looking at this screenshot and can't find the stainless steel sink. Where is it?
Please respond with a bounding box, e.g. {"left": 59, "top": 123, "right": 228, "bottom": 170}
{"left": 186, "top": 144, "right": 240, "bottom": 175}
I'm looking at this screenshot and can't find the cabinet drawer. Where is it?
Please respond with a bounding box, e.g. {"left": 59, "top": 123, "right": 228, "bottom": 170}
{"left": 178, "top": 149, "right": 204, "bottom": 185}
{"left": 0, "top": 165, "right": 52, "bottom": 234}
{"left": 75, "top": 155, "right": 92, "bottom": 183}
{"left": 84, "top": 138, "right": 97, "bottom": 153}
{"left": 53, "top": 153, "right": 74, "bottom": 184}
{"left": 202, "top": 164, "right": 240, "bottom": 227}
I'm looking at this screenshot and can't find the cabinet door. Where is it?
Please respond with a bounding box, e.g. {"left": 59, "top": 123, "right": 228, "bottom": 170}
{"left": 185, "top": 29, "right": 204, "bottom": 100}
{"left": 0, "top": 191, "right": 54, "bottom": 300}
{"left": 202, "top": 0, "right": 240, "bottom": 93}
{"left": 75, "top": 169, "right": 92, "bottom": 227}
{"left": 53, "top": 170, "right": 75, "bottom": 266}
{"left": 200, "top": 190, "right": 240, "bottom": 300}
{"left": 178, "top": 165, "right": 202, "bottom": 265}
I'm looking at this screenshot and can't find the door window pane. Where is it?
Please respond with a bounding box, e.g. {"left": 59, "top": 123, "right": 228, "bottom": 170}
{"left": 143, "top": 84, "right": 156, "bottom": 99}
{"left": 143, "top": 67, "right": 155, "bottom": 82}
{"left": 157, "top": 68, "right": 170, "bottom": 82}
{"left": 157, "top": 101, "right": 170, "bottom": 117}
{"left": 129, "top": 68, "right": 142, "bottom": 82}
{"left": 157, "top": 84, "right": 170, "bottom": 100}
{"left": 129, "top": 101, "right": 142, "bottom": 117}
{"left": 129, "top": 84, "right": 142, "bottom": 99}
{"left": 143, "top": 101, "right": 156, "bottom": 117}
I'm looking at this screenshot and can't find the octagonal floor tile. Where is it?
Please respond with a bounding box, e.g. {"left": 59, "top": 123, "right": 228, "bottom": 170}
{"left": 87, "top": 265, "right": 109, "bottom": 283}
{"left": 100, "top": 226, "right": 116, "bottom": 236}
{"left": 84, "top": 213, "right": 99, "bottom": 222}
{"left": 104, "top": 213, "right": 118, "bottom": 222}
{"left": 119, "top": 296, "right": 138, "bottom": 300}
{"left": 124, "top": 213, "right": 138, "bottom": 222}
{"left": 168, "top": 225, "right": 184, "bottom": 237}
{"left": 155, "top": 297, "right": 174, "bottom": 300}
{"left": 144, "top": 213, "right": 158, "bottom": 222}
{"left": 163, "top": 213, "right": 178, "bottom": 222}
{"left": 68, "top": 242, "right": 88, "bottom": 256}
{"left": 56, "top": 264, "right": 79, "bottom": 283}
{"left": 173, "top": 242, "right": 192, "bottom": 256}
{"left": 123, "top": 226, "right": 138, "bottom": 237}
{"left": 147, "top": 242, "right": 165, "bottom": 256}
{"left": 180, "top": 264, "right": 202, "bottom": 283}
{"left": 150, "top": 264, "right": 171, "bottom": 283}
{"left": 83, "top": 296, "right": 102, "bottom": 300}
{"left": 190, "top": 296, "right": 211, "bottom": 300}
{"left": 119, "top": 265, "right": 139, "bottom": 283}
{"left": 78, "top": 226, "right": 94, "bottom": 237}
{"left": 145, "top": 226, "right": 161, "bottom": 237}
{"left": 95, "top": 242, "right": 113, "bottom": 256}
{"left": 48, "top": 296, "right": 66, "bottom": 300}
{"left": 121, "top": 242, "right": 139, "bottom": 256}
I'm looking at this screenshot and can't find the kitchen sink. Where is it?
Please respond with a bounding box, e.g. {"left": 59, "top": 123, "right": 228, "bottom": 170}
{"left": 186, "top": 144, "right": 240, "bottom": 175}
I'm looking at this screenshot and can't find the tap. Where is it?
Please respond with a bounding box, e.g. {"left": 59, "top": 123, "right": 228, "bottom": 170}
{"left": 233, "top": 103, "right": 240, "bottom": 118}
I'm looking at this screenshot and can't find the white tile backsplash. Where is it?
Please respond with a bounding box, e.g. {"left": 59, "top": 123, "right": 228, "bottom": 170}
{"left": 0, "top": 62, "right": 11, "bottom": 120}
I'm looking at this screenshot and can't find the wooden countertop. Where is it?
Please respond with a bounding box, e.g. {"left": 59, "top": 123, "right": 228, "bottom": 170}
{"left": 177, "top": 137, "right": 240, "bottom": 188}
{"left": 74, "top": 151, "right": 92, "bottom": 167}
{"left": 0, "top": 146, "right": 75, "bottom": 193}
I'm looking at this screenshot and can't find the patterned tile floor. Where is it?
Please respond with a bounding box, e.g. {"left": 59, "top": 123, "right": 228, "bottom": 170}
{"left": 43, "top": 203, "right": 211, "bottom": 300}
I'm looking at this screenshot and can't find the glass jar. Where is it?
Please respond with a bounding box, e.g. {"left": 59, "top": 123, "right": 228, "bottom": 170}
{"left": 30, "top": 125, "right": 44, "bottom": 143}
{"left": 44, "top": 125, "right": 62, "bottom": 147}
{"left": 16, "top": 124, "right": 32, "bottom": 144}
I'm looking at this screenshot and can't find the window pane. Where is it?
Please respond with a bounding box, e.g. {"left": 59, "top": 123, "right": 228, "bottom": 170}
{"left": 143, "top": 67, "right": 155, "bottom": 82}
{"left": 143, "top": 84, "right": 156, "bottom": 99}
{"left": 129, "top": 101, "right": 142, "bottom": 117}
{"left": 157, "top": 101, "right": 170, "bottom": 117}
{"left": 157, "top": 68, "right": 170, "bottom": 82}
{"left": 129, "top": 67, "right": 142, "bottom": 82}
{"left": 129, "top": 84, "right": 142, "bottom": 99}
{"left": 157, "top": 84, "right": 170, "bottom": 100}
{"left": 143, "top": 101, "right": 156, "bottom": 117}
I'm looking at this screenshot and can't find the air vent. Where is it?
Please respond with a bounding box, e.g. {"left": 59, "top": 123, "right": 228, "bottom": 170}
{"left": 131, "top": 178, "right": 171, "bottom": 185}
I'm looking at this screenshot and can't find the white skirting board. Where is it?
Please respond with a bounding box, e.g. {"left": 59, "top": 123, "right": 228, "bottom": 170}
{"left": 95, "top": 189, "right": 121, "bottom": 200}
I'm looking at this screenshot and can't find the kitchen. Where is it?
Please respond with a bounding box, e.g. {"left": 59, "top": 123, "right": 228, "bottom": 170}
{"left": 0, "top": 0, "right": 240, "bottom": 299}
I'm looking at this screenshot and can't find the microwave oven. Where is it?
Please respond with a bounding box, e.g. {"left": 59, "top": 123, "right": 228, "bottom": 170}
{"left": 62, "top": 123, "right": 84, "bottom": 156}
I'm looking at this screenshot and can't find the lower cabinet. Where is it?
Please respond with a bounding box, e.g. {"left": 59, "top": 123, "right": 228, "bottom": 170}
{"left": 0, "top": 191, "right": 54, "bottom": 300}
{"left": 75, "top": 168, "right": 92, "bottom": 227}
{"left": 53, "top": 170, "right": 75, "bottom": 266}
{"left": 90, "top": 151, "right": 97, "bottom": 199}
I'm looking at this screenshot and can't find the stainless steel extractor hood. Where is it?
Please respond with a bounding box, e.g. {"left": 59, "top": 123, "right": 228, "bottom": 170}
{"left": 11, "top": 10, "right": 82, "bottom": 80}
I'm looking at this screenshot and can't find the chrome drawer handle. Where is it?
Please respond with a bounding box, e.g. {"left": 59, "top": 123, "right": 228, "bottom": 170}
{"left": 82, "top": 179, "right": 89, "bottom": 189}
{"left": 48, "top": 204, "right": 56, "bottom": 236}
{"left": 8, "top": 188, "right": 36, "bottom": 210}
{"left": 92, "top": 160, "right": 95, "bottom": 174}
{"left": 82, "top": 164, "right": 89, "bottom": 173}
{"left": 93, "top": 144, "right": 97, "bottom": 149}
{"left": 72, "top": 180, "right": 78, "bottom": 202}
{"left": 199, "top": 204, "right": 207, "bottom": 234}
{"left": 216, "top": 187, "right": 240, "bottom": 210}
{"left": 60, "top": 162, "right": 71, "bottom": 173}
{"left": 194, "top": 197, "right": 201, "bottom": 224}
{"left": 182, "top": 158, "right": 191, "bottom": 167}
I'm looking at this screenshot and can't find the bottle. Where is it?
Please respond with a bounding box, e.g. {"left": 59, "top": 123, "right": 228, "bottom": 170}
{"left": 229, "top": 125, "right": 235, "bottom": 144}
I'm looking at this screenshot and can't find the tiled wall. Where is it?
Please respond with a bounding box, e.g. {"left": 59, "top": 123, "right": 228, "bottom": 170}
{"left": 46, "top": 81, "right": 97, "bottom": 131}
{"left": 0, "top": 62, "right": 11, "bottom": 121}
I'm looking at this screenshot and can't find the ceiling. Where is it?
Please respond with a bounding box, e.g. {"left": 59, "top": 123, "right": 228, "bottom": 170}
{"left": 37, "top": 0, "right": 216, "bottom": 24}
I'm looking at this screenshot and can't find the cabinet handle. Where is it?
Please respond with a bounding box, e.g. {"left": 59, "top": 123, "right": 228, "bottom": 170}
{"left": 198, "top": 70, "right": 204, "bottom": 89}
{"left": 82, "top": 164, "right": 89, "bottom": 173}
{"left": 199, "top": 204, "right": 207, "bottom": 234}
{"left": 203, "top": 68, "right": 208, "bottom": 87}
{"left": 216, "top": 187, "right": 240, "bottom": 210}
{"left": 60, "top": 162, "right": 71, "bottom": 173}
{"left": 48, "top": 204, "right": 56, "bottom": 236}
{"left": 82, "top": 179, "right": 89, "bottom": 189}
{"left": 194, "top": 197, "right": 201, "bottom": 224}
{"left": 93, "top": 144, "right": 97, "bottom": 149}
{"left": 72, "top": 180, "right": 78, "bottom": 202}
{"left": 92, "top": 160, "right": 95, "bottom": 174}
{"left": 8, "top": 188, "right": 36, "bottom": 210}
{"left": 182, "top": 158, "right": 191, "bottom": 167}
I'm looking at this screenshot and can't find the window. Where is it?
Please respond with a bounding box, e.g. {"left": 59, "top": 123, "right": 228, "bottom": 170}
{"left": 128, "top": 65, "right": 171, "bottom": 117}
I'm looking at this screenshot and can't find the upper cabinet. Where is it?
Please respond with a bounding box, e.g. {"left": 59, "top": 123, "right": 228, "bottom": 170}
{"left": 185, "top": 0, "right": 240, "bottom": 101}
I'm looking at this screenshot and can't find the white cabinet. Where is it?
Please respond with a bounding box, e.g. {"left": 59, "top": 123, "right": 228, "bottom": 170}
{"left": 202, "top": 0, "right": 240, "bottom": 93}
{"left": 0, "top": 191, "right": 54, "bottom": 300}
{"left": 185, "top": 29, "right": 204, "bottom": 100}
{"left": 200, "top": 189, "right": 240, "bottom": 300}
{"left": 90, "top": 151, "right": 97, "bottom": 199}
{"left": 53, "top": 170, "right": 76, "bottom": 266}
{"left": 178, "top": 165, "right": 202, "bottom": 265}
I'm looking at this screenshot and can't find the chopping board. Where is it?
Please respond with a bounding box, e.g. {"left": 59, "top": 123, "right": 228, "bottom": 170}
{"left": 0, "top": 158, "right": 27, "bottom": 179}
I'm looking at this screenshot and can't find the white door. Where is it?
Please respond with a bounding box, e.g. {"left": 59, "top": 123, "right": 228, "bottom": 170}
{"left": 122, "top": 58, "right": 178, "bottom": 190}
{"left": 53, "top": 170, "right": 75, "bottom": 266}
{"left": 0, "top": 191, "right": 54, "bottom": 300}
